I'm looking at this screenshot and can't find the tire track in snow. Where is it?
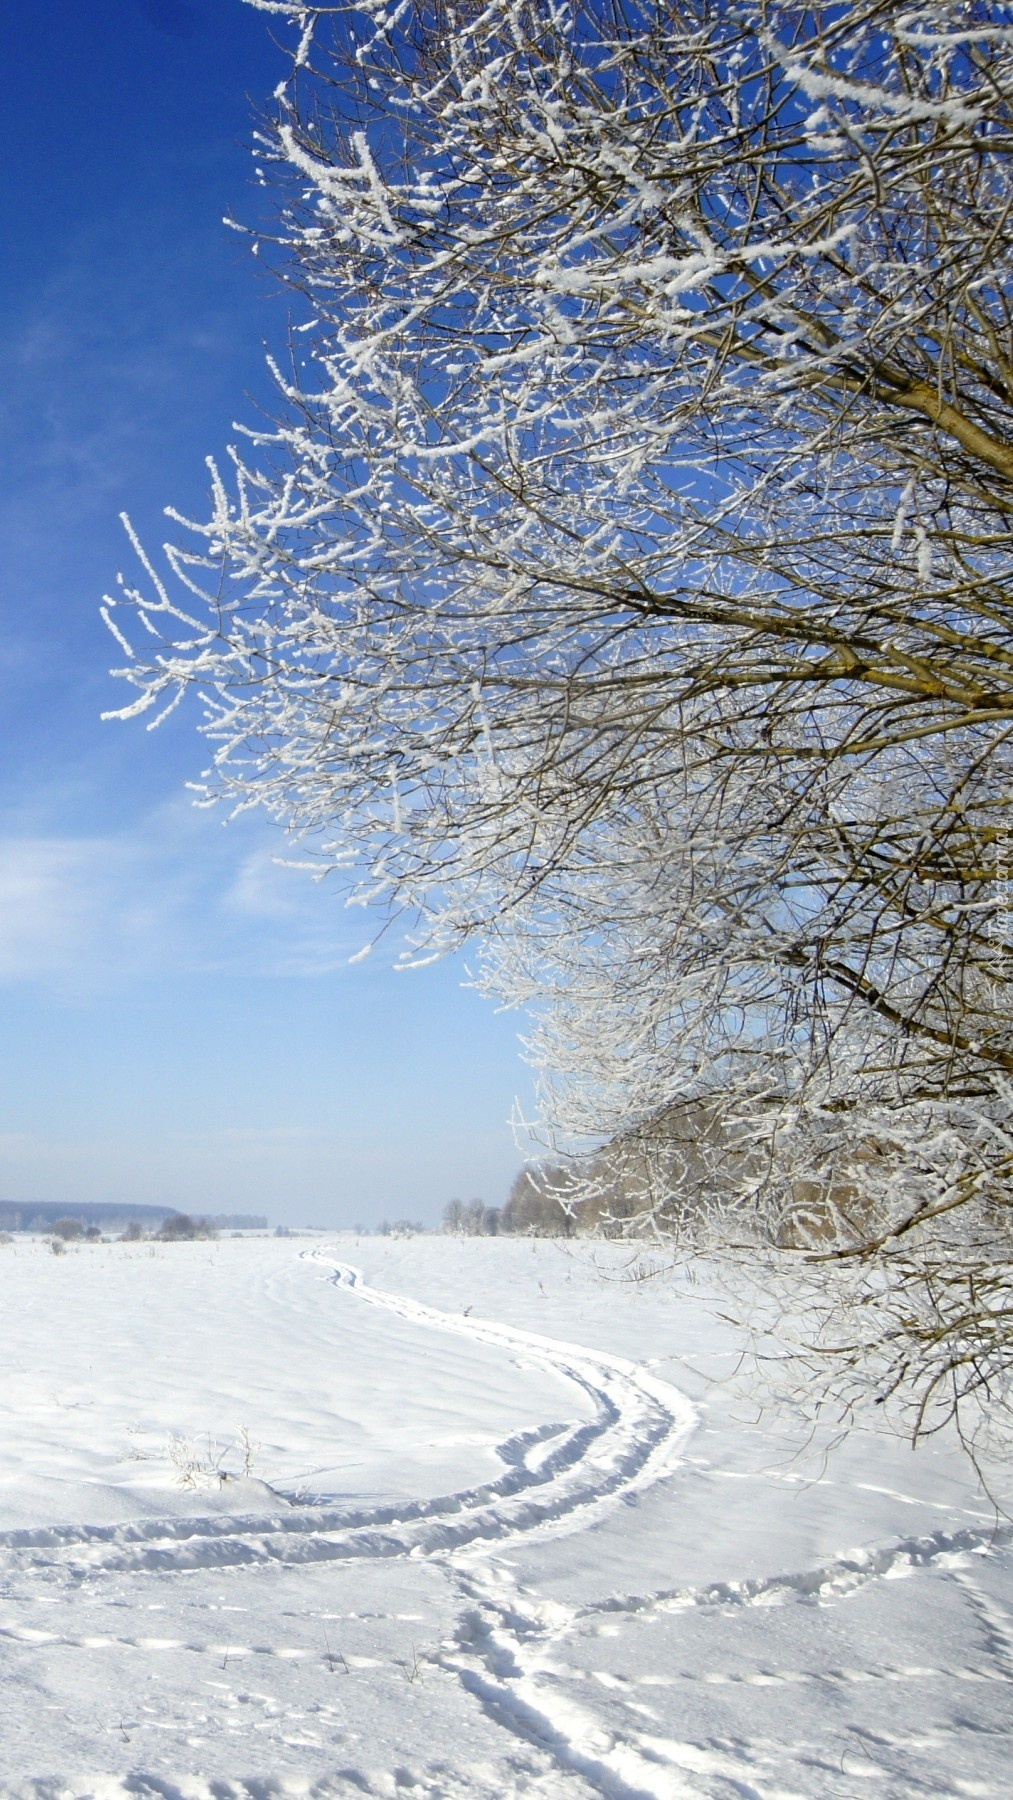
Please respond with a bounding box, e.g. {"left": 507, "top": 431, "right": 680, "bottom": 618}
{"left": 0, "top": 1251, "right": 697, "bottom": 1580}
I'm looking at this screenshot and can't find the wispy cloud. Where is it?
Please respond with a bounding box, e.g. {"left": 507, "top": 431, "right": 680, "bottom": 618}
{"left": 0, "top": 801, "right": 365, "bottom": 990}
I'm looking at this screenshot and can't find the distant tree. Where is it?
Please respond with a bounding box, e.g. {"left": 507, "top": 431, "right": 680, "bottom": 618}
{"left": 119, "top": 1220, "right": 146, "bottom": 1242}
{"left": 444, "top": 1197, "right": 501, "bottom": 1236}
{"left": 503, "top": 1167, "right": 578, "bottom": 1238}
{"left": 51, "top": 1217, "right": 84, "bottom": 1242}
{"left": 472, "top": 1199, "right": 505, "bottom": 1236}
{"left": 442, "top": 1199, "right": 467, "bottom": 1235}
{"left": 464, "top": 1200, "right": 487, "bottom": 1237}
{"left": 157, "top": 1213, "right": 216, "bottom": 1242}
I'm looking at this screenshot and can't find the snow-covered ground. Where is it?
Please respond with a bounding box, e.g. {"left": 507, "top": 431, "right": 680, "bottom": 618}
{"left": 0, "top": 1233, "right": 1010, "bottom": 1799}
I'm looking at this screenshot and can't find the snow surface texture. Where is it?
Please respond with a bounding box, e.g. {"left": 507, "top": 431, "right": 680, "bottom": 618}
{"left": 0, "top": 1235, "right": 1010, "bottom": 1798}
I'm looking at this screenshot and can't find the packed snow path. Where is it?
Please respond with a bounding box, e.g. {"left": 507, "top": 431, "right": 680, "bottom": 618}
{"left": 0, "top": 1235, "right": 1011, "bottom": 1798}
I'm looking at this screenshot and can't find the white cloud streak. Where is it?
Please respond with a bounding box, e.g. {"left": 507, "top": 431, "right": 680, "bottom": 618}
{"left": 0, "top": 802, "right": 359, "bottom": 988}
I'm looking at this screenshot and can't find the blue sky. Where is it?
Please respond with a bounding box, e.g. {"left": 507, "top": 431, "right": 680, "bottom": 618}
{"left": 0, "top": 0, "right": 534, "bottom": 1225}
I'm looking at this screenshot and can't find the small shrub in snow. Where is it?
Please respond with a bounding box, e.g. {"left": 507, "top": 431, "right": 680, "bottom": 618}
{"left": 167, "top": 1425, "right": 259, "bottom": 1488}
{"left": 237, "top": 1424, "right": 259, "bottom": 1477}
{"left": 168, "top": 1432, "right": 227, "bottom": 1488}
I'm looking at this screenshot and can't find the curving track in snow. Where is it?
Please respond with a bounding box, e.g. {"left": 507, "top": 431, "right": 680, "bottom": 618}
{"left": 2, "top": 1244, "right": 1011, "bottom": 1799}
{"left": 0, "top": 1249, "right": 697, "bottom": 1582}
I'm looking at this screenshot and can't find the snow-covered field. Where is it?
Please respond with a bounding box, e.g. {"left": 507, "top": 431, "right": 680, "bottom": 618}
{"left": 0, "top": 1234, "right": 1010, "bottom": 1799}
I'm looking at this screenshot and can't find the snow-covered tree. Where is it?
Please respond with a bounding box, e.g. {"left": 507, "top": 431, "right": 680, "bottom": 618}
{"left": 107, "top": 1, "right": 1013, "bottom": 1440}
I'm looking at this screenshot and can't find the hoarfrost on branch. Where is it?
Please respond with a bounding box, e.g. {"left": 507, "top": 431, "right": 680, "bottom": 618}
{"left": 106, "top": 1, "right": 1013, "bottom": 1444}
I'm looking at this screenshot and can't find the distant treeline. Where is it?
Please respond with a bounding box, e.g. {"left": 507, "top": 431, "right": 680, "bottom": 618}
{"left": 0, "top": 1202, "right": 268, "bottom": 1233}
{"left": 443, "top": 1168, "right": 582, "bottom": 1238}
